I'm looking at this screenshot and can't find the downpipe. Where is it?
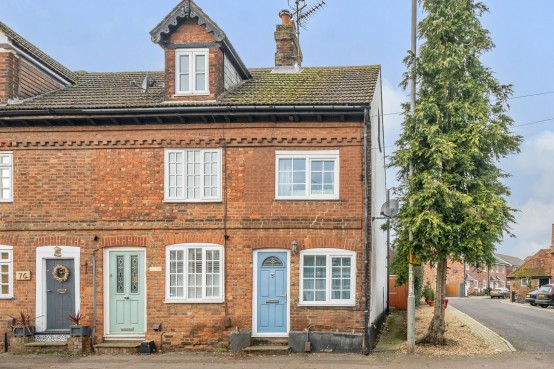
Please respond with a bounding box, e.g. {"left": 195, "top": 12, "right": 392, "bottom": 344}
{"left": 363, "top": 108, "right": 371, "bottom": 355}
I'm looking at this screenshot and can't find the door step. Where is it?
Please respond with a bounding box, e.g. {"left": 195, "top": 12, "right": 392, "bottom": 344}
{"left": 24, "top": 341, "right": 67, "bottom": 353}
{"left": 252, "top": 338, "right": 289, "bottom": 346}
{"left": 243, "top": 338, "right": 290, "bottom": 355}
{"left": 243, "top": 345, "right": 291, "bottom": 355}
{"left": 94, "top": 341, "right": 142, "bottom": 354}
{"left": 34, "top": 332, "right": 70, "bottom": 342}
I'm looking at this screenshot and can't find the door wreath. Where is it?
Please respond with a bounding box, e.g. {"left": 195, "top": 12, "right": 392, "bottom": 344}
{"left": 52, "top": 264, "right": 70, "bottom": 283}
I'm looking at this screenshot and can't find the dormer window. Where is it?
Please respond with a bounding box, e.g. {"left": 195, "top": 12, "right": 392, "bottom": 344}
{"left": 175, "top": 49, "right": 209, "bottom": 95}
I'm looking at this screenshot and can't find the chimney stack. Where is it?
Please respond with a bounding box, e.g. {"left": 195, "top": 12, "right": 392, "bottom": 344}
{"left": 274, "top": 10, "right": 303, "bottom": 69}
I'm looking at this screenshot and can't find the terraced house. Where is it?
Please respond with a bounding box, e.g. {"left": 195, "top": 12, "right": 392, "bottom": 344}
{"left": 0, "top": 0, "right": 387, "bottom": 354}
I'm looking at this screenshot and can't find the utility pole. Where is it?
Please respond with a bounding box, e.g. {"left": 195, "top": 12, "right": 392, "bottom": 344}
{"left": 407, "top": 0, "right": 417, "bottom": 355}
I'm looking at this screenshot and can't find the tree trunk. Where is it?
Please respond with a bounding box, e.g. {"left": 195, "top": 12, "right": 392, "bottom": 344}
{"left": 422, "top": 256, "right": 447, "bottom": 345}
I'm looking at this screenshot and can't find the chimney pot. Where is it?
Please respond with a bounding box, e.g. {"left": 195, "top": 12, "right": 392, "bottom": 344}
{"left": 279, "top": 10, "right": 292, "bottom": 25}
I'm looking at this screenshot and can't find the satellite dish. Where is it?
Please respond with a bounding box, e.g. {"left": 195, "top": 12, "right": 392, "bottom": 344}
{"left": 380, "top": 199, "right": 399, "bottom": 218}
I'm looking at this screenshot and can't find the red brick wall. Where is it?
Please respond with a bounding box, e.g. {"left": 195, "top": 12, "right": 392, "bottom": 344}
{"left": 0, "top": 121, "right": 369, "bottom": 349}
{"left": 163, "top": 19, "right": 224, "bottom": 101}
{"left": 0, "top": 51, "right": 20, "bottom": 103}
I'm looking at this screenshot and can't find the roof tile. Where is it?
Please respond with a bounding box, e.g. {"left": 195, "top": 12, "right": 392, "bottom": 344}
{"left": 2, "top": 66, "right": 380, "bottom": 111}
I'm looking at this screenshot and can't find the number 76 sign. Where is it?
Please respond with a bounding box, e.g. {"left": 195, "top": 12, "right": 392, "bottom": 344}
{"left": 16, "top": 270, "right": 31, "bottom": 281}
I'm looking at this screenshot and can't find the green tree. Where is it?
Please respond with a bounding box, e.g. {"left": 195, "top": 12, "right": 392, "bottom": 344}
{"left": 390, "top": 0, "right": 521, "bottom": 345}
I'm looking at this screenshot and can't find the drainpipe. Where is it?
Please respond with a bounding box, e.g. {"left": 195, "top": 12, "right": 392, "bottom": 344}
{"left": 363, "top": 107, "right": 371, "bottom": 355}
{"left": 92, "top": 248, "right": 99, "bottom": 352}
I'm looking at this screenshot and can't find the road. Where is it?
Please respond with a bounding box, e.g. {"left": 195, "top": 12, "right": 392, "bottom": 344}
{"left": 450, "top": 297, "right": 554, "bottom": 353}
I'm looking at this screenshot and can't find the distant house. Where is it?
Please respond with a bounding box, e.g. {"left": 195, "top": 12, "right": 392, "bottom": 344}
{"left": 508, "top": 225, "right": 554, "bottom": 300}
{"left": 423, "top": 253, "right": 524, "bottom": 297}
{"left": 0, "top": 0, "right": 387, "bottom": 354}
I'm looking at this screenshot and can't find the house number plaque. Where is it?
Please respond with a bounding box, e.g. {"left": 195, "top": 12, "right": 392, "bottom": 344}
{"left": 16, "top": 271, "right": 31, "bottom": 281}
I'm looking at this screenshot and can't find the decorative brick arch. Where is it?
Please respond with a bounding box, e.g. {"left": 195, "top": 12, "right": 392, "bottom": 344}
{"left": 99, "top": 236, "right": 148, "bottom": 248}
{"left": 250, "top": 238, "right": 294, "bottom": 250}
{"left": 0, "top": 234, "right": 18, "bottom": 246}
{"left": 303, "top": 238, "right": 360, "bottom": 251}
{"left": 34, "top": 236, "right": 82, "bottom": 247}
{"left": 163, "top": 234, "right": 225, "bottom": 246}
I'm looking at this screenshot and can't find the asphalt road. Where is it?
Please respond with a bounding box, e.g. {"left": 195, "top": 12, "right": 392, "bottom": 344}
{"left": 450, "top": 297, "right": 554, "bottom": 353}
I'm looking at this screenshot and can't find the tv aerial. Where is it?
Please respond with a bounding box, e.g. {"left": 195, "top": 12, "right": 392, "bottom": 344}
{"left": 287, "top": 0, "right": 326, "bottom": 43}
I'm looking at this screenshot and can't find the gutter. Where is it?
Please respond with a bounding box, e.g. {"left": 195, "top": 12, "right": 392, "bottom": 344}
{"left": 0, "top": 104, "right": 368, "bottom": 118}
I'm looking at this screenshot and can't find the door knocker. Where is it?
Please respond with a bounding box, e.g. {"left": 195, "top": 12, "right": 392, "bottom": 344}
{"left": 52, "top": 264, "right": 70, "bottom": 283}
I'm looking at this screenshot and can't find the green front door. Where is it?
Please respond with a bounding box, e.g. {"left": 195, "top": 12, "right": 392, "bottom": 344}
{"left": 109, "top": 250, "right": 145, "bottom": 335}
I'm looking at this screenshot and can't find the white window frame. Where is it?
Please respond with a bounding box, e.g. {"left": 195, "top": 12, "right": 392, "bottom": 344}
{"left": 473, "top": 280, "right": 478, "bottom": 289}
{"left": 165, "top": 243, "right": 224, "bottom": 303}
{"left": 164, "top": 148, "right": 222, "bottom": 203}
{"left": 0, "top": 246, "right": 13, "bottom": 299}
{"left": 0, "top": 152, "right": 13, "bottom": 203}
{"left": 175, "top": 48, "right": 210, "bottom": 96}
{"left": 299, "top": 248, "right": 355, "bottom": 306}
{"left": 521, "top": 277, "right": 528, "bottom": 287}
{"left": 483, "top": 280, "right": 487, "bottom": 289}
{"left": 275, "top": 150, "right": 340, "bottom": 200}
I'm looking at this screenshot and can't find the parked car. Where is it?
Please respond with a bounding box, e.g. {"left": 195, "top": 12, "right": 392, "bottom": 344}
{"left": 526, "top": 290, "right": 538, "bottom": 306}
{"left": 490, "top": 288, "right": 510, "bottom": 299}
{"left": 535, "top": 284, "right": 554, "bottom": 308}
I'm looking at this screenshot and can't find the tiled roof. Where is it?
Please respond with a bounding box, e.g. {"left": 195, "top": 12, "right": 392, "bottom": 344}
{"left": 508, "top": 249, "right": 552, "bottom": 278}
{"left": 221, "top": 67, "right": 379, "bottom": 106}
{"left": 494, "top": 253, "right": 525, "bottom": 267}
{"left": 1, "top": 66, "right": 379, "bottom": 111}
{"left": 0, "top": 22, "right": 77, "bottom": 83}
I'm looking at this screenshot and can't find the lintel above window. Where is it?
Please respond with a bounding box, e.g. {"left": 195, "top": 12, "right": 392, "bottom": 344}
{"left": 175, "top": 49, "right": 209, "bottom": 96}
{"left": 275, "top": 150, "right": 339, "bottom": 200}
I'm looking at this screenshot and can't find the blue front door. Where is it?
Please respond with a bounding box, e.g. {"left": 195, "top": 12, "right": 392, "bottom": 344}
{"left": 257, "top": 252, "right": 288, "bottom": 334}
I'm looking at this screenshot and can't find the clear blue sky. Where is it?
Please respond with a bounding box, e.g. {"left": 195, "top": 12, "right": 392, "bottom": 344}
{"left": 2, "top": 0, "right": 554, "bottom": 259}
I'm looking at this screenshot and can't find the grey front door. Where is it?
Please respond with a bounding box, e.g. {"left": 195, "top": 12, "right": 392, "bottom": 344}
{"left": 46, "top": 259, "right": 75, "bottom": 330}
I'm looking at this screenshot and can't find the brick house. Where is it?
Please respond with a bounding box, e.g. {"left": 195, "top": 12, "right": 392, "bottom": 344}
{"left": 423, "top": 253, "right": 523, "bottom": 297}
{"left": 508, "top": 225, "right": 554, "bottom": 300}
{"left": 0, "top": 0, "right": 387, "bottom": 354}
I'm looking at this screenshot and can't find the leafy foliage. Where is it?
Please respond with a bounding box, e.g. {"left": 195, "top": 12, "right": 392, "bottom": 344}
{"left": 390, "top": 0, "right": 521, "bottom": 343}
{"left": 10, "top": 311, "right": 34, "bottom": 328}
{"left": 67, "top": 310, "right": 86, "bottom": 325}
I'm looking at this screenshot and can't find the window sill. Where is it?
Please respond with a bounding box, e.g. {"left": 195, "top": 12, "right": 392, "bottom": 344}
{"left": 164, "top": 199, "right": 222, "bottom": 204}
{"left": 173, "top": 92, "right": 210, "bottom": 97}
{"left": 298, "top": 302, "right": 355, "bottom": 307}
{"left": 0, "top": 296, "right": 14, "bottom": 300}
{"left": 164, "top": 299, "right": 224, "bottom": 304}
{"left": 274, "top": 197, "right": 340, "bottom": 201}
